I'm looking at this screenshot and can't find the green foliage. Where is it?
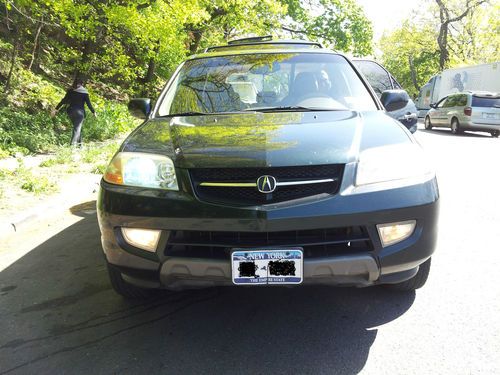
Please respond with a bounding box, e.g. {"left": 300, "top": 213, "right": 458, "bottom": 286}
{"left": 1, "top": 0, "right": 374, "bottom": 99}
{"left": 378, "top": 2, "right": 499, "bottom": 96}
{"left": 0, "top": 108, "right": 66, "bottom": 154}
{"left": 0, "top": 63, "right": 139, "bottom": 157}
{"left": 280, "top": 0, "right": 373, "bottom": 56}
{"left": 379, "top": 21, "right": 440, "bottom": 97}
{"left": 447, "top": 2, "right": 500, "bottom": 66}
{"left": 39, "top": 146, "right": 73, "bottom": 167}
{"left": 0, "top": 104, "right": 135, "bottom": 156}
{"left": 20, "top": 175, "right": 58, "bottom": 194}
{"left": 83, "top": 103, "right": 139, "bottom": 141}
{"left": 12, "top": 164, "right": 58, "bottom": 194}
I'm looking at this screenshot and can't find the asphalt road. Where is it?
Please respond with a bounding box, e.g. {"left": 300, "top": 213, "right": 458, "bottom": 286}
{"left": 1, "top": 124, "right": 499, "bottom": 374}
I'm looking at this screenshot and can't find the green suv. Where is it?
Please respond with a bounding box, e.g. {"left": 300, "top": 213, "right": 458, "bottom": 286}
{"left": 97, "top": 37, "right": 439, "bottom": 298}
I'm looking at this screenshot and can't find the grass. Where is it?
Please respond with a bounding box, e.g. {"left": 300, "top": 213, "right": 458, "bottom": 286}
{"left": 0, "top": 138, "right": 122, "bottom": 204}
{"left": 39, "top": 139, "right": 120, "bottom": 175}
{"left": 4, "top": 162, "right": 58, "bottom": 195}
{"left": 39, "top": 147, "right": 74, "bottom": 167}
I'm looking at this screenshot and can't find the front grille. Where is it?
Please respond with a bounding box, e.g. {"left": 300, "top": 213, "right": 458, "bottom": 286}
{"left": 165, "top": 226, "right": 372, "bottom": 259}
{"left": 189, "top": 164, "right": 344, "bottom": 206}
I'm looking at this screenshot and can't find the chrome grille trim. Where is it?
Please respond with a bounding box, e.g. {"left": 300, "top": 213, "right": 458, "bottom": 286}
{"left": 199, "top": 178, "right": 337, "bottom": 188}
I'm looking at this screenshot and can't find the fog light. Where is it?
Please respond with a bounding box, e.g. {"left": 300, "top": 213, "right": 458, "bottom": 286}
{"left": 377, "top": 220, "right": 416, "bottom": 247}
{"left": 121, "top": 227, "right": 161, "bottom": 252}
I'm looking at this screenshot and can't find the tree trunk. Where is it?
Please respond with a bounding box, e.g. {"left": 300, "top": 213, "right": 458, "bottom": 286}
{"left": 434, "top": 0, "right": 487, "bottom": 70}
{"left": 408, "top": 55, "right": 420, "bottom": 92}
{"left": 4, "top": 31, "right": 19, "bottom": 93}
{"left": 142, "top": 42, "right": 160, "bottom": 96}
{"left": 189, "top": 30, "right": 203, "bottom": 54}
{"left": 28, "top": 19, "right": 43, "bottom": 71}
{"left": 437, "top": 23, "right": 449, "bottom": 70}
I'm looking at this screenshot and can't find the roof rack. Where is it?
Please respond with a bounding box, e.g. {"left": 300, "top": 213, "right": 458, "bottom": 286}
{"left": 228, "top": 35, "right": 274, "bottom": 45}
{"left": 204, "top": 37, "right": 323, "bottom": 53}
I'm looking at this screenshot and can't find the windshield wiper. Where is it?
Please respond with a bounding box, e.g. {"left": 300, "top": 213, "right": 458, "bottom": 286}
{"left": 160, "top": 110, "right": 258, "bottom": 118}
{"left": 162, "top": 111, "right": 208, "bottom": 117}
{"left": 245, "top": 106, "right": 342, "bottom": 112}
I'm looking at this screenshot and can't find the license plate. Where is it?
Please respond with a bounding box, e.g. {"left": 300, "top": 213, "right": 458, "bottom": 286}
{"left": 483, "top": 113, "right": 498, "bottom": 119}
{"left": 231, "top": 249, "right": 303, "bottom": 285}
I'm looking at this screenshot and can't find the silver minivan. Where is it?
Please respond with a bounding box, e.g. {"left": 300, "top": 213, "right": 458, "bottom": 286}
{"left": 425, "top": 92, "right": 500, "bottom": 137}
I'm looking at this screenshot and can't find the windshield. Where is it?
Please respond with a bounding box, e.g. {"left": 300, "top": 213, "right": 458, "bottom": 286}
{"left": 158, "top": 53, "right": 377, "bottom": 116}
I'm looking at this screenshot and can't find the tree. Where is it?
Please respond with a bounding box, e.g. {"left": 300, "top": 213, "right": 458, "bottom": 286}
{"left": 280, "top": 0, "right": 373, "bottom": 56}
{"left": 379, "top": 1, "right": 498, "bottom": 97}
{"left": 379, "top": 21, "right": 440, "bottom": 97}
{"left": 1, "top": 0, "right": 372, "bottom": 99}
{"left": 448, "top": 1, "right": 499, "bottom": 65}
{"left": 435, "top": 0, "right": 488, "bottom": 69}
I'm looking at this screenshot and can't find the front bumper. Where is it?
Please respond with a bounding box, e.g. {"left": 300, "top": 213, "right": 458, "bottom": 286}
{"left": 97, "top": 171, "right": 439, "bottom": 290}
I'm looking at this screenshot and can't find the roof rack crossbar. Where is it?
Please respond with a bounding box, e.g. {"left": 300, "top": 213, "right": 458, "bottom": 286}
{"left": 203, "top": 38, "right": 324, "bottom": 53}
{"left": 227, "top": 35, "right": 273, "bottom": 45}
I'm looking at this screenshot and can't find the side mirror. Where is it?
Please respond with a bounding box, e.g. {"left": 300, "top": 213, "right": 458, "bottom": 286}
{"left": 128, "top": 98, "right": 151, "bottom": 119}
{"left": 381, "top": 89, "right": 410, "bottom": 112}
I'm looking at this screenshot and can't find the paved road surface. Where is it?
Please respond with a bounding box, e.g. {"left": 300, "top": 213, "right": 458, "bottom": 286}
{"left": 1, "top": 125, "right": 499, "bottom": 374}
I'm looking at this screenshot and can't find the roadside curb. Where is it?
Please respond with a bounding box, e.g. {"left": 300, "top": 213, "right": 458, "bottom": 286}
{"left": 0, "top": 174, "right": 101, "bottom": 239}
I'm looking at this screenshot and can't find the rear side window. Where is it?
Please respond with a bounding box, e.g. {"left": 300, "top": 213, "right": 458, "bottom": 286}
{"left": 472, "top": 96, "right": 500, "bottom": 108}
{"left": 458, "top": 95, "right": 468, "bottom": 106}
{"left": 353, "top": 60, "right": 392, "bottom": 97}
{"left": 443, "top": 96, "right": 457, "bottom": 107}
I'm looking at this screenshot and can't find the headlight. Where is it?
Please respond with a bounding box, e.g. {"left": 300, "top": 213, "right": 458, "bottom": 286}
{"left": 355, "top": 143, "right": 433, "bottom": 186}
{"left": 103, "top": 152, "right": 178, "bottom": 190}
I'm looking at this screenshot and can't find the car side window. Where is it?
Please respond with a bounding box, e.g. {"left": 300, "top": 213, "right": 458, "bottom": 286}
{"left": 458, "top": 95, "right": 468, "bottom": 106}
{"left": 443, "top": 96, "right": 457, "bottom": 107}
{"left": 353, "top": 60, "right": 392, "bottom": 98}
{"left": 391, "top": 75, "right": 402, "bottom": 90}
{"left": 436, "top": 98, "right": 447, "bottom": 108}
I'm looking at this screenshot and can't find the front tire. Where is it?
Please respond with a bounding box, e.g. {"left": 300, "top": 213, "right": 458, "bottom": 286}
{"left": 385, "top": 258, "right": 431, "bottom": 292}
{"left": 107, "top": 262, "right": 155, "bottom": 299}
{"left": 424, "top": 116, "right": 432, "bottom": 130}
{"left": 451, "top": 118, "right": 461, "bottom": 135}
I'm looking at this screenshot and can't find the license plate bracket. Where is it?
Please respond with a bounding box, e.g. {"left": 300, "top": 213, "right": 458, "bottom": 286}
{"left": 231, "top": 249, "right": 303, "bottom": 285}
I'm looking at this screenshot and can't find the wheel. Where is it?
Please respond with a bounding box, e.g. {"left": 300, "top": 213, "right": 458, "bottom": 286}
{"left": 491, "top": 130, "right": 499, "bottom": 138}
{"left": 451, "top": 118, "right": 461, "bottom": 135}
{"left": 385, "top": 258, "right": 431, "bottom": 292}
{"left": 424, "top": 116, "right": 432, "bottom": 130}
{"left": 107, "top": 262, "right": 155, "bottom": 299}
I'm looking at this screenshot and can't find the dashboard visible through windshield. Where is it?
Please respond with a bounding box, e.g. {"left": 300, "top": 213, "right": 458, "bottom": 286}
{"left": 158, "top": 53, "right": 377, "bottom": 116}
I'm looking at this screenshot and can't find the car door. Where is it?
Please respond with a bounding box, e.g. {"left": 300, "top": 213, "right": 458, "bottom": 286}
{"left": 430, "top": 97, "right": 448, "bottom": 126}
{"left": 443, "top": 95, "right": 458, "bottom": 128}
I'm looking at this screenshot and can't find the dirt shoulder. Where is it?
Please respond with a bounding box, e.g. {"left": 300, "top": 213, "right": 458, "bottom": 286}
{"left": 0, "top": 139, "right": 121, "bottom": 236}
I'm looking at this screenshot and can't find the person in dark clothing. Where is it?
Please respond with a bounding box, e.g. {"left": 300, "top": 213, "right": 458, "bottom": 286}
{"left": 55, "top": 80, "right": 96, "bottom": 146}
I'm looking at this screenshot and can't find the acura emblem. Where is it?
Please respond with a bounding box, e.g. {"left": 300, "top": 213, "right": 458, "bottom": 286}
{"left": 257, "top": 175, "right": 277, "bottom": 193}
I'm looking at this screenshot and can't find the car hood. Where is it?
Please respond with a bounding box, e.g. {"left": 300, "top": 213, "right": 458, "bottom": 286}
{"left": 123, "top": 111, "right": 411, "bottom": 168}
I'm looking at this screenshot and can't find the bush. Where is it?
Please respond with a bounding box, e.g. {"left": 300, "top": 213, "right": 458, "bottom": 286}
{"left": 83, "top": 102, "right": 138, "bottom": 142}
{"left": 0, "top": 104, "right": 137, "bottom": 157}
{"left": 0, "top": 65, "right": 139, "bottom": 158}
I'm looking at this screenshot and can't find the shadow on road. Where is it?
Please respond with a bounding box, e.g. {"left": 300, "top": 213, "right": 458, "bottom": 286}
{"left": 0, "top": 206, "right": 416, "bottom": 374}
